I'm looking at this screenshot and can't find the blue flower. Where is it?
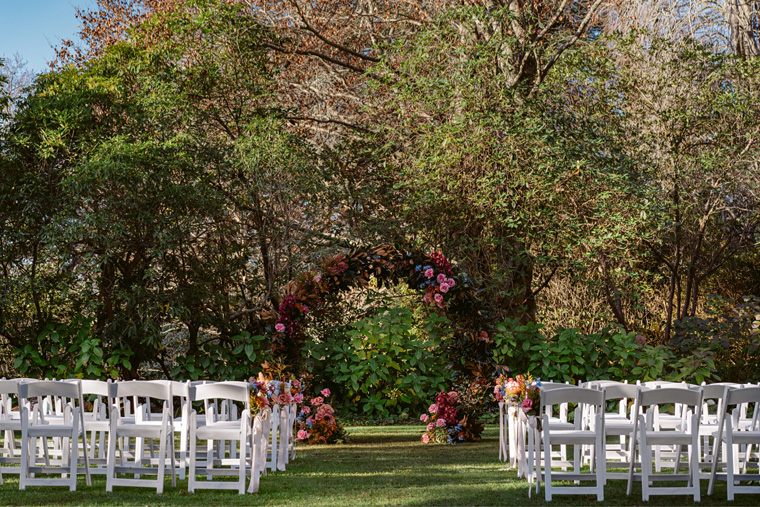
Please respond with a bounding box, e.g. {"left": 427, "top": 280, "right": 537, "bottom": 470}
{"left": 306, "top": 420, "right": 313, "bottom": 428}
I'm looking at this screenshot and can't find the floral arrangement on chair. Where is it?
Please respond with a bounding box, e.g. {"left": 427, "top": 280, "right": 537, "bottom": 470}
{"left": 249, "top": 378, "right": 271, "bottom": 416}
{"left": 494, "top": 373, "right": 541, "bottom": 418}
{"left": 420, "top": 390, "right": 484, "bottom": 444}
{"left": 294, "top": 387, "right": 349, "bottom": 444}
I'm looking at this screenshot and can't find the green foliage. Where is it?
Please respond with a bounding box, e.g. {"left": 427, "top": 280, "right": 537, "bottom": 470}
{"left": 491, "top": 317, "right": 723, "bottom": 385}
{"left": 12, "top": 315, "right": 133, "bottom": 379}
{"left": 170, "top": 331, "right": 269, "bottom": 381}
{"left": 310, "top": 308, "right": 451, "bottom": 417}
{"left": 670, "top": 295, "right": 760, "bottom": 383}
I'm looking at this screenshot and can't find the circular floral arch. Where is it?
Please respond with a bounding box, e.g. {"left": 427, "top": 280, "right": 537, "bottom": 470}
{"left": 270, "top": 244, "right": 495, "bottom": 380}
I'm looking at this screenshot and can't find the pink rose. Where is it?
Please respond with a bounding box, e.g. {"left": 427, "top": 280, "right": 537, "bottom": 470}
{"left": 439, "top": 282, "right": 449, "bottom": 293}
{"left": 420, "top": 414, "right": 429, "bottom": 423}
{"left": 302, "top": 406, "right": 311, "bottom": 414}
{"left": 278, "top": 393, "right": 292, "bottom": 405}
{"left": 313, "top": 273, "right": 322, "bottom": 284}
{"left": 297, "top": 430, "right": 309, "bottom": 441}
{"left": 428, "top": 404, "right": 438, "bottom": 414}
{"left": 447, "top": 278, "right": 455, "bottom": 287}
{"left": 321, "top": 388, "right": 331, "bottom": 397}
{"left": 423, "top": 294, "right": 430, "bottom": 303}
{"left": 522, "top": 398, "right": 533, "bottom": 413}
{"left": 434, "top": 293, "right": 443, "bottom": 303}
{"left": 437, "top": 273, "right": 447, "bottom": 284}
{"left": 424, "top": 268, "right": 434, "bottom": 279}
{"left": 294, "top": 393, "right": 304, "bottom": 404}
{"left": 436, "top": 300, "right": 444, "bottom": 308}
{"left": 427, "top": 422, "right": 434, "bottom": 431}
{"left": 422, "top": 433, "right": 430, "bottom": 443}
{"left": 436, "top": 418, "right": 446, "bottom": 428}
{"left": 275, "top": 323, "right": 285, "bottom": 333}
{"left": 311, "top": 396, "right": 324, "bottom": 407}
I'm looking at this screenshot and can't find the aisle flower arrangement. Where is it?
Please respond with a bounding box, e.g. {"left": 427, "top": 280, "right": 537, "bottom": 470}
{"left": 249, "top": 378, "right": 271, "bottom": 416}
{"left": 294, "top": 387, "right": 349, "bottom": 444}
{"left": 494, "top": 373, "right": 541, "bottom": 418}
{"left": 419, "top": 390, "right": 484, "bottom": 444}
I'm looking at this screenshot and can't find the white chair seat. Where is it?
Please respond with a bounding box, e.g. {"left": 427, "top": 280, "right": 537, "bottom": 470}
{"left": 644, "top": 431, "right": 693, "bottom": 445}
{"left": 548, "top": 429, "right": 597, "bottom": 445}
{"left": 27, "top": 424, "right": 83, "bottom": 437}
{"left": 712, "top": 430, "right": 760, "bottom": 444}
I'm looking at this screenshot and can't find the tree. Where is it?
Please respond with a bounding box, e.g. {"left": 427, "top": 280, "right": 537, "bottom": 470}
{"left": 603, "top": 1, "right": 760, "bottom": 58}
{"left": 2, "top": 0, "right": 339, "bottom": 378}
{"left": 600, "top": 34, "right": 760, "bottom": 342}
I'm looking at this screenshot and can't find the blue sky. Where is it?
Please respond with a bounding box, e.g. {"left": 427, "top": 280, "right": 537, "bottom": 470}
{"left": 0, "top": 0, "right": 94, "bottom": 73}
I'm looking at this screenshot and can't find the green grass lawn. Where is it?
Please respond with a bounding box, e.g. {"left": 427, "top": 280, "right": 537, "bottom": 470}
{"left": 0, "top": 425, "right": 754, "bottom": 506}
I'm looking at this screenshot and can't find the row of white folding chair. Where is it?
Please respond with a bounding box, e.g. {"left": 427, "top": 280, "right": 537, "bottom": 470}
{"left": 537, "top": 384, "right": 704, "bottom": 501}
{"left": 538, "top": 382, "right": 760, "bottom": 502}
{"left": 1, "top": 378, "right": 267, "bottom": 492}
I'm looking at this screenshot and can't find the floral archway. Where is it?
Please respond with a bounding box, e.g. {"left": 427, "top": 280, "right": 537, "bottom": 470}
{"left": 268, "top": 244, "right": 495, "bottom": 381}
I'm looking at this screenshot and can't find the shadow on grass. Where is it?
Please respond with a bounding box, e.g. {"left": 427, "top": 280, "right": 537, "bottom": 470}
{"left": 0, "top": 426, "right": 755, "bottom": 506}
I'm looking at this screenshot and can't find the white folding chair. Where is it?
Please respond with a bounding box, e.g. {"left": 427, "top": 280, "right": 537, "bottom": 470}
{"left": 106, "top": 381, "right": 176, "bottom": 493}
{"left": 599, "top": 383, "right": 639, "bottom": 481}
{"left": 63, "top": 379, "right": 111, "bottom": 474}
{"left": 626, "top": 386, "right": 703, "bottom": 501}
{"left": 18, "top": 380, "right": 91, "bottom": 491}
{"left": 708, "top": 386, "right": 760, "bottom": 500}
{"left": 541, "top": 382, "right": 575, "bottom": 470}
{"left": 0, "top": 379, "right": 21, "bottom": 484}
{"left": 188, "top": 382, "right": 252, "bottom": 494}
{"left": 540, "top": 386, "right": 606, "bottom": 501}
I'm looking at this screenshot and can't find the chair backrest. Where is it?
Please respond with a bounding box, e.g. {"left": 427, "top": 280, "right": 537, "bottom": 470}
{"left": 0, "top": 379, "right": 20, "bottom": 420}
{"left": 542, "top": 385, "right": 604, "bottom": 409}
{"left": 604, "top": 383, "right": 639, "bottom": 401}
{"left": 701, "top": 384, "right": 728, "bottom": 401}
{"left": 637, "top": 386, "right": 703, "bottom": 408}
{"left": 190, "top": 382, "right": 249, "bottom": 404}
{"left": 641, "top": 380, "right": 690, "bottom": 389}
{"left": 109, "top": 380, "right": 171, "bottom": 401}
{"left": 541, "top": 381, "right": 572, "bottom": 391}
{"left": 725, "top": 386, "right": 760, "bottom": 407}
{"left": 585, "top": 379, "right": 627, "bottom": 389}
{"left": 19, "top": 380, "right": 81, "bottom": 401}
{"left": 0, "top": 379, "right": 19, "bottom": 396}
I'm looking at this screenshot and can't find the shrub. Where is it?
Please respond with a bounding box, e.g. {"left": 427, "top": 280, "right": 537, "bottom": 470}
{"left": 309, "top": 307, "right": 452, "bottom": 417}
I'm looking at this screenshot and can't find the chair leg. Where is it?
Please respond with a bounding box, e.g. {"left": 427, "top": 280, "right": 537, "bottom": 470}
{"left": 543, "top": 432, "right": 552, "bottom": 501}
{"left": 19, "top": 432, "right": 28, "bottom": 491}
{"left": 157, "top": 431, "right": 166, "bottom": 494}
{"left": 641, "top": 422, "right": 651, "bottom": 502}
{"left": 596, "top": 430, "right": 605, "bottom": 501}
{"left": 70, "top": 432, "right": 78, "bottom": 491}
{"left": 188, "top": 433, "right": 197, "bottom": 493}
{"left": 134, "top": 436, "right": 143, "bottom": 479}
{"left": 238, "top": 436, "right": 246, "bottom": 494}
{"left": 691, "top": 440, "right": 700, "bottom": 502}
{"left": 169, "top": 432, "right": 177, "bottom": 489}
{"left": 106, "top": 430, "right": 116, "bottom": 492}
{"left": 726, "top": 437, "right": 734, "bottom": 501}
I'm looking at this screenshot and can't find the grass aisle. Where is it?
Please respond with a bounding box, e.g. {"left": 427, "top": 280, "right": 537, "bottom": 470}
{"left": 0, "top": 425, "right": 750, "bottom": 506}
